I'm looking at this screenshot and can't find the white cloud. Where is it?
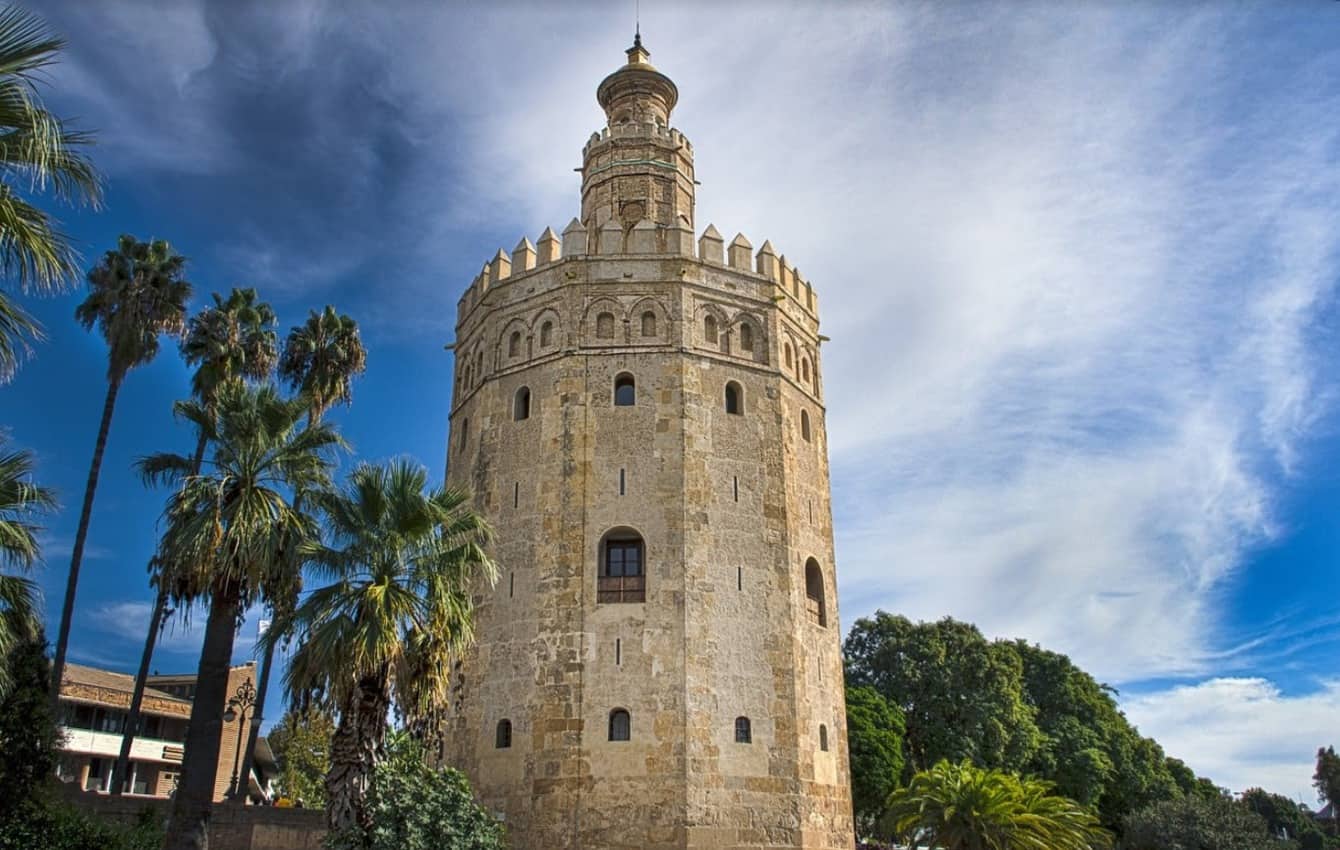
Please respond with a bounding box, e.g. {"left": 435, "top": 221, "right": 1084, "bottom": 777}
{"left": 88, "top": 599, "right": 266, "bottom": 667}
{"left": 1123, "top": 678, "right": 1340, "bottom": 804}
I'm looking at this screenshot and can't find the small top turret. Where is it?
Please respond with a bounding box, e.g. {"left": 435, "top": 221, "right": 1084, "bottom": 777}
{"left": 596, "top": 32, "right": 679, "bottom": 129}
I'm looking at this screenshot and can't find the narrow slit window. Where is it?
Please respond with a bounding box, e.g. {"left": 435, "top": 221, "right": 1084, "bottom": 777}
{"left": 734, "top": 716, "right": 752, "bottom": 744}
{"left": 733, "top": 476, "right": 739, "bottom": 502}
{"left": 819, "top": 724, "right": 829, "bottom": 752}
{"left": 514, "top": 386, "right": 531, "bottom": 421}
{"left": 458, "top": 418, "right": 468, "bottom": 454}
{"left": 514, "top": 481, "right": 519, "bottom": 508}
{"left": 475, "top": 351, "right": 484, "bottom": 378}
{"left": 609, "top": 709, "right": 631, "bottom": 742}
{"left": 616, "top": 638, "right": 622, "bottom": 666}
{"left": 508, "top": 331, "right": 522, "bottom": 358}
{"left": 784, "top": 344, "right": 793, "bottom": 370}
{"left": 801, "top": 410, "right": 812, "bottom": 442}
{"left": 704, "top": 315, "right": 718, "bottom": 344}
{"left": 737, "top": 566, "right": 742, "bottom": 591}
{"left": 619, "top": 468, "right": 626, "bottom": 496}
{"left": 725, "top": 381, "right": 743, "bottom": 415}
{"left": 801, "top": 358, "right": 811, "bottom": 384}
{"left": 509, "top": 573, "right": 514, "bottom": 598}
{"left": 495, "top": 720, "right": 512, "bottom": 749}
{"left": 740, "top": 324, "right": 753, "bottom": 352}
{"left": 540, "top": 320, "right": 553, "bottom": 347}
{"left": 641, "top": 311, "right": 657, "bottom": 336}
{"left": 614, "top": 373, "right": 636, "bottom": 406}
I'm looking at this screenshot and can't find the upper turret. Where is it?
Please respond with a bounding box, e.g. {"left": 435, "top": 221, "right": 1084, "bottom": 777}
{"left": 580, "top": 34, "right": 696, "bottom": 238}
{"left": 596, "top": 31, "right": 679, "bottom": 128}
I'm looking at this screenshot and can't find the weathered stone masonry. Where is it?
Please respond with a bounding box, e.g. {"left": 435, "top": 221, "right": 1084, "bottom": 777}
{"left": 441, "top": 35, "right": 853, "bottom": 850}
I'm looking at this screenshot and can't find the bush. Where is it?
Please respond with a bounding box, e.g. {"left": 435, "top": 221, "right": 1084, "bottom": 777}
{"left": 0, "top": 800, "right": 162, "bottom": 850}
{"left": 1122, "top": 794, "right": 1285, "bottom": 850}
{"left": 326, "top": 732, "right": 504, "bottom": 850}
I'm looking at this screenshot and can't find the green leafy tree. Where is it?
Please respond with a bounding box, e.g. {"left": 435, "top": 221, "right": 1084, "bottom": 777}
{"left": 140, "top": 384, "right": 340, "bottom": 850}
{"left": 1241, "top": 787, "right": 1335, "bottom": 847}
{"left": 844, "top": 613, "right": 1041, "bottom": 775}
{"left": 325, "top": 731, "right": 504, "bottom": 850}
{"left": 269, "top": 459, "right": 495, "bottom": 835}
{"left": 1317, "top": 746, "right": 1340, "bottom": 816}
{"left": 49, "top": 236, "right": 191, "bottom": 701}
{"left": 0, "top": 437, "right": 54, "bottom": 694}
{"left": 267, "top": 706, "right": 334, "bottom": 807}
{"left": 881, "top": 759, "right": 1111, "bottom": 850}
{"left": 845, "top": 685, "right": 905, "bottom": 837}
{"left": 111, "top": 286, "right": 278, "bottom": 796}
{"left": 0, "top": 3, "right": 102, "bottom": 382}
{"left": 0, "top": 626, "right": 60, "bottom": 825}
{"left": 1121, "top": 794, "right": 1279, "bottom": 850}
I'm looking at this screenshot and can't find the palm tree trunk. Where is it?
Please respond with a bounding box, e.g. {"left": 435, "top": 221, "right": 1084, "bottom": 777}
{"left": 113, "top": 430, "right": 209, "bottom": 796}
{"left": 50, "top": 374, "right": 122, "bottom": 707}
{"left": 162, "top": 581, "right": 241, "bottom": 850}
{"left": 109, "top": 585, "right": 168, "bottom": 796}
{"left": 325, "top": 674, "right": 390, "bottom": 835}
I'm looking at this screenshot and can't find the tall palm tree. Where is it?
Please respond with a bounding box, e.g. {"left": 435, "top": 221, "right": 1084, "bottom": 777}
{"left": 881, "top": 760, "right": 1111, "bottom": 850}
{"left": 0, "top": 435, "right": 55, "bottom": 695}
{"left": 278, "top": 305, "right": 367, "bottom": 425}
{"left": 48, "top": 236, "right": 191, "bottom": 704}
{"left": 232, "top": 305, "right": 367, "bottom": 801}
{"left": 109, "top": 287, "right": 278, "bottom": 796}
{"left": 267, "top": 459, "right": 494, "bottom": 835}
{"left": 140, "top": 384, "right": 340, "bottom": 850}
{"left": 0, "top": 4, "right": 102, "bottom": 382}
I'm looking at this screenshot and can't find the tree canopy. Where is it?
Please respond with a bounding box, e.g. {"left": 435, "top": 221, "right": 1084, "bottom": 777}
{"left": 846, "top": 685, "right": 905, "bottom": 836}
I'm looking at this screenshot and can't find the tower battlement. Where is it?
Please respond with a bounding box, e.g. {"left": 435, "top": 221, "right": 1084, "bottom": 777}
{"left": 582, "top": 122, "right": 693, "bottom": 157}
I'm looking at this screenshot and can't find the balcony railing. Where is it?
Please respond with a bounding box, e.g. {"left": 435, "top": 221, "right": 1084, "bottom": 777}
{"left": 597, "top": 574, "right": 645, "bottom": 604}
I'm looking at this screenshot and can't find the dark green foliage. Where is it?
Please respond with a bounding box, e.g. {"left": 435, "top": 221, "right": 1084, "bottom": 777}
{"left": 0, "top": 630, "right": 60, "bottom": 821}
{"left": 268, "top": 706, "right": 335, "bottom": 807}
{"left": 844, "top": 612, "right": 1202, "bottom": 832}
{"left": 325, "top": 731, "right": 505, "bottom": 850}
{"left": 844, "top": 614, "right": 1041, "bottom": 776}
{"left": 1241, "top": 787, "right": 1337, "bottom": 847}
{"left": 1121, "top": 794, "right": 1283, "bottom": 850}
{"left": 0, "top": 802, "right": 161, "bottom": 850}
{"left": 1316, "top": 747, "right": 1340, "bottom": 812}
{"left": 845, "top": 685, "right": 905, "bottom": 837}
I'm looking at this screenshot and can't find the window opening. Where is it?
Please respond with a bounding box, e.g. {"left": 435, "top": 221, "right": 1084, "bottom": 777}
{"left": 596, "top": 312, "right": 615, "bottom": 338}
{"left": 509, "top": 573, "right": 514, "bottom": 598}
{"left": 737, "top": 566, "right": 743, "bottom": 591}
{"left": 725, "top": 381, "right": 743, "bottom": 415}
{"left": 733, "top": 476, "right": 739, "bottom": 502}
{"left": 619, "top": 468, "right": 626, "bottom": 496}
{"left": 514, "top": 481, "right": 519, "bottom": 508}
{"left": 609, "top": 709, "right": 631, "bottom": 741}
{"left": 801, "top": 410, "right": 812, "bottom": 442}
{"left": 616, "top": 638, "right": 622, "bottom": 666}
{"left": 495, "top": 719, "right": 512, "bottom": 749}
{"left": 820, "top": 724, "right": 829, "bottom": 752}
{"left": 784, "top": 344, "right": 793, "bottom": 369}
{"left": 734, "top": 717, "right": 752, "bottom": 744}
{"left": 704, "top": 315, "right": 718, "bottom": 344}
{"left": 805, "top": 558, "right": 827, "bottom": 627}
{"left": 599, "top": 530, "right": 646, "bottom": 603}
{"left": 614, "top": 373, "right": 636, "bottom": 406}
{"left": 458, "top": 418, "right": 468, "bottom": 454}
{"left": 514, "top": 386, "right": 530, "bottom": 421}
{"left": 740, "top": 323, "right": 753, "bottom": 352}
{"left": 801, "top": 358, "right": 811, "bottom": 384}
{"left": 540, "top": 320, "right": 553, "bottom": 347}
{"left": 641, "top": 311, "right": 657, "bottom": 336}
{"left": 508, "top": 331, "right": 521, "bottom": 358}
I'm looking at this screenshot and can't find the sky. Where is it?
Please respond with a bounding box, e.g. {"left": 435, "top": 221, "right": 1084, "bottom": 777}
{"left": 4, "top": 0, "right": 1338, "bottom": 804}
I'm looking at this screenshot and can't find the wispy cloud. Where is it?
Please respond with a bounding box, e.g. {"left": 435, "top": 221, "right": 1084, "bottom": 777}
{"left": 88, "top": 599, "right": 266, "bottom": 667}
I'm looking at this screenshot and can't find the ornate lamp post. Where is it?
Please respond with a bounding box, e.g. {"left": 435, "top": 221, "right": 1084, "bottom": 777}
{"left": 223, "top": 679, "right": 258, "bottom": 802}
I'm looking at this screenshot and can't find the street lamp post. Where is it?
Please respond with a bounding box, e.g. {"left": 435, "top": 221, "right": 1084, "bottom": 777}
{"left": 223, "top": 679, "right": 258, "bottom": 802}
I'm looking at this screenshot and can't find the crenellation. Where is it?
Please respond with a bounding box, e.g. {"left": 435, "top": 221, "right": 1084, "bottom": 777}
{"left": 629, "top": 218, "right": 659, "bottom": 253}
{"left": 537, "top": 226, "right": 561, "bottom": 264}
{"left": 512, "top": 237, "right": 537, "bottom": 273}
{"left": 728, "top": 233, "right": 753, "bottom": 271}
{"left": 698, "top": 224, "right": 724, "bottom": 265}
{"left": 597, "top": 219, "right": 623, "bottom": 255}
{"left": 562, "top": 217, "right": 588, "bottom": 257}
{"left": 757, "top": 240, "right": 779, "bottom": 281}
{"left": 489, "top": 249, "right": 511, "bottom": 284}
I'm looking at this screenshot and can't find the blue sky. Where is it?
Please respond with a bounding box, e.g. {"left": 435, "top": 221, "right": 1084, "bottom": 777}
{"left": 5, "top": 1, "right": 1339, "bottom": 802}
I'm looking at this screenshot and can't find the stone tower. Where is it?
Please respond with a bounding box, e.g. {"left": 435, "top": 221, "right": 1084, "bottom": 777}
{"left": 443, "top": 35, "right": 852, "bottom": 850}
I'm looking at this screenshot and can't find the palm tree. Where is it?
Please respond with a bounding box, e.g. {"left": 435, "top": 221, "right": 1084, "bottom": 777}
{"left": 0, "top": 4, "right": 102, "bottom": 382}
{"left": 881, "top": 760, "right": 1111, "bottom": 850}
{"left": 140, "top": 384, "right": 340, "bottom": 850}
{"left": 232, "top": 305, "right": 367, "bottom": 801}
{"left": 109, "top": 287, "right": 278, "bottom": 796}
{"left": 278, "top": 305, "right": 367, "bottom": 425}
{"left": 48, "top": 236, "right": 191, "bottom": 705}
{"left": 0, "top": 435, "right": 55, "bottom": 695}
{"left": 267, "top": 459, "right": 495, "bottom": 835}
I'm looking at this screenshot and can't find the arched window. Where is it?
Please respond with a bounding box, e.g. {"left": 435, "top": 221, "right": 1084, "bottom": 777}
{"left": 801, "top": 410, "right": 812, "bottom": 442}
{"left": 819, "top": 724, "right": 829, "bottom": 752}
{"left": 463, "top": 365, "right": 472, "bottom": 388}
{"left": 805, "top": 558, "right": 826, "bottom": 627}
{"left": 508, "top": 331, "right": 521, "bottom": 358}
{"left": 641, "top": 311, "right": 657, "bottom": 337}
{"left": 596, "top": 312, "right": 615, "bottom": 339}
{"left": 739, "top": 323, "right": 753, "bottom": 352}
{"left": 704, "top": 315, "right": 718, "bottom": 345}
{"left": 801, "top": 358, "right": 811, "bottom": 384}
{"left": 725, "top": 381, "right": 743, "bottom": 415}
{"left": 613, "top": 373, "right": 636, "bottom": 407}
{"left": 540, "top": 320, "right": 553, "bottom": 347}
{"left": 475, "top": 351, "right": 484, "bottom": 379}
{"left": 784, "top": 344, "right": 793, "bottom": 370}
{"left": 734, "top": 716, "right": 752, "bottom": 744}
{"left": 514, "top": 387, "right": 531, "bottom": 421}
{"left": 609, "top": 709, "right": 631, "bottom": 741}
{"left": 599, "top": 528, "right": 645, "bottom": 603}
{"left": 457, "top": 418, "right": 468, "bottom": 454}
{"left": 495, "top": 719, "right": 512, "bottom": 749}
